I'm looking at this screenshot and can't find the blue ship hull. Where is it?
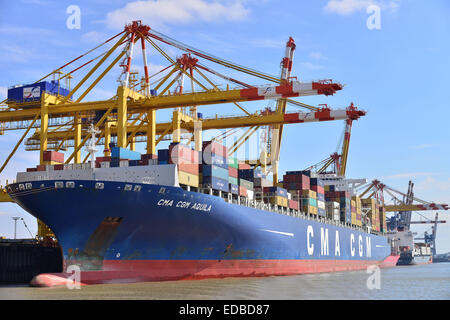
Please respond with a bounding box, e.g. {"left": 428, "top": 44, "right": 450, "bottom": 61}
{"left": 7, "top": 179, "right": 397, "bottom": 285}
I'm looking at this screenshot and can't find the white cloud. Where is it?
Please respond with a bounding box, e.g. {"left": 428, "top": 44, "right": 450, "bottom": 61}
{"left": 301, "top": 62, "right": 324, "bottom": 70}
{"left": 0, "top": 44, "right": 35, "bottom": 63}
{"left": 409, "top": 144, "right": 434, "bottom": 150}
{"left": 415, "top": 176, "right": 450, "bottom": 193}
{"left": 0, "top": 26, "right": 53, "bottom": 36}
{"left": 106, "top": 0, "right": 250, "bottom": 30}
{"left": 324, "top": 0, "right": 400, "bottom": 16}
{"left": 250, "top": 39, "right": 285, "bottom": 49}
{"left": 81, "top": 31, "right": 108, "bottom": 44}
{"left": 381, "top": 172, "right": 439, "bottom": 180}
{"left": 309, "top": 52, "right": 327, "bottom": 60}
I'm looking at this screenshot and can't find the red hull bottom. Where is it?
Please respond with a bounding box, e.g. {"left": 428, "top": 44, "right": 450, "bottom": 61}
{"left": 30, "top": 255, "right": 400, "bottom": 287}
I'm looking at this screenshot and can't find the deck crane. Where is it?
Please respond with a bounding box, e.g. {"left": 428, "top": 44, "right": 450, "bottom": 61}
{"left": 0, "top": 21, "right": 355, "bottom": 234}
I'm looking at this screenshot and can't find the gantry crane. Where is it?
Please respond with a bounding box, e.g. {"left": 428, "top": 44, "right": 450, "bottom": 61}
{"left": 0, "top": 21, "right": 362, "bottom": 235}
{"left": 304, "top": 102, "right": 359, "bottom": 177}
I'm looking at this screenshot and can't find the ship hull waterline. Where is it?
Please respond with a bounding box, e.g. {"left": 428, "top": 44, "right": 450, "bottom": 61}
{"left": 8, "top": 179, "right": 399, "bottom": 287}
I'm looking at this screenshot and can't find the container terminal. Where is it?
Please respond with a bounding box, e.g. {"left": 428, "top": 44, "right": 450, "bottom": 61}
{"left": 0, "top": 21, "right": 448, "bottom": 286}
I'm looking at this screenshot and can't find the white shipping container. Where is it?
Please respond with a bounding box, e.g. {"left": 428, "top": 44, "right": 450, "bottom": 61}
{"left": 101, "top": 162, "right": 110, "bottom": 168}
{"left": 318, "top": 200, "right": 325, "bottom": 209}
{"left": 119, "top": 160, "right": 129, "bottom": 167}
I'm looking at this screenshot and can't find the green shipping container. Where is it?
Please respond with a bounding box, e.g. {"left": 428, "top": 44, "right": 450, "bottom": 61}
{"left": 228, "top": 156, "right": 239, "bottom": 169}
{"left": 228, "top": 176, "right": 238, "bottom": 185}
{"left": 239, "top": 178, "right": 254, "bottom": 191}
{"left": 301, "top": 197, "right": 317, "bottom": 207}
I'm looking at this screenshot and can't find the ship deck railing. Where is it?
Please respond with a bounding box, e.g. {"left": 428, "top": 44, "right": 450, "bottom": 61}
{"left": 219, "top": 190, "right": 376, "bottom": 234}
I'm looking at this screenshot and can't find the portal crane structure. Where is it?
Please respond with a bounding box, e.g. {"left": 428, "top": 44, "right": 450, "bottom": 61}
{"left": 414, "top": 213, "right": 445, "bottom": 256}
{"left": 0, "top": 21, "right": 349, "bottom": 177}
{"left": 358, "top": 180, "right": 448, "bottom": 221}
{"left": 0, "top": 21, "right": 362, "bottom": 231}
{"left": 304, "top": 102, "right": 359, "bottom": 177}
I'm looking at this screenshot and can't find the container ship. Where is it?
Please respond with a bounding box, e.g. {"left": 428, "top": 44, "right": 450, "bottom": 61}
{"left": 6, "top": 141, "right": 399, "bottom": 286}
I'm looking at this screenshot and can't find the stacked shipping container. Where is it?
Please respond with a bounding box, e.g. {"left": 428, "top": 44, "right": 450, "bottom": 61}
{"left": 310, "top": 178, "right": 325, "bottom": 217}
{"left": 325, "top": 190, "right": 351, "bottom": 223}
{"left": 263, "top": 186, "right": 289, "bottom": 208}
{"left": 169, "top": 143, "right": 200, "bottom": 188}
{"left": 202, "top": 141, "right": 229, "bottom": 192}
{"left": 351, "top": 196, "right": 362, "bottom": 227}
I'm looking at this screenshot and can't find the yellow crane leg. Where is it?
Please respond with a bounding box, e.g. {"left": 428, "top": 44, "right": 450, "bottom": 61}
{"left": 147, "top": 110, "right": 156, "bottom": 155}
{"left": 172, "top": 110, "right": 182, "bottom": 143}
{"left": 117, "top": 86, "right": 128, "bottom": 148}
{"left": 130, "top": 137, "right": 136, "bottom": 151}
{"left": 104, "top": 121, "right": 111, "bottom": 156}
{"left": 74, "top": 113, "right": 82, "bottom": 163}
{"left": 0, "top": 188, "right": 12, "bottom": 202}
{"left": 194, "top": 120, "right": 202, "bottom": 152}
{"left": 39, "top": 95, "right": 48, "bottom": 165}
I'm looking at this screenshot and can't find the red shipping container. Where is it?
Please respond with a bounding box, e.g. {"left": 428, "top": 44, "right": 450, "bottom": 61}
{"left": 54, "top": 164, "right": 64, "bottom": 170}
{"left": 178, "top": 163, "right": 199, "bottom": 175}
{"left": 36, "top": 165, "right": 46, "bottom": 171}
{"left": 311, "top": 185, "right": 324, "bottom": 194}
{"left": 238, "top": 162, "right": 251, "bottom": 169}
{"left": 96, "top": 156, "right": 111, "bottom": 163}
{"left": 288, "top": 199, "right": 299, "bottom": 210}
{"left": 283, "top": 182, "right": 310, "bottom": 190}
{"left": 141, "top": 154, "right": 158, "bottom": 160}
{"left": 239, "top": 185, "right": 248, "bottom": 197}
{"left": 203, "top": 141, "right": 227, "bottom": 158}
{"left": 43, "top": 151, "right": 64, "bottom": 163}
{"left": 228, "top": 167, "right": 238, "bottom": 178}
{"left": 26, "top": 168, "right": 37, "bottom": 172}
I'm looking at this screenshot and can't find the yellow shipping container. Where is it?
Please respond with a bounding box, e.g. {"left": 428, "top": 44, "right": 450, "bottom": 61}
{"left": 178, "top": 171, "right": 199, "bottom": 187}
{"left": 302, "top": 190, "right": 317, "bottom": 199}
{"left": 269, "top": 196, "right": 288, "bottom": 207}
{"left": 302, "top": 205, "right": 317, "bottom": 215}
{"left": 352, "top": 196, "right": 362, "bottom": 209}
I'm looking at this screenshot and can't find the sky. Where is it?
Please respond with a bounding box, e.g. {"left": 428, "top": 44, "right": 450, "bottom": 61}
{"left": 0, "top": 0, "right": 449, "bottom": 253}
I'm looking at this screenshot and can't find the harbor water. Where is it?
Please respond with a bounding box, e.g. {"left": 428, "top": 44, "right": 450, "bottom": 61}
{"left": 0, "top": 262, "right": 448, "bottom": 300}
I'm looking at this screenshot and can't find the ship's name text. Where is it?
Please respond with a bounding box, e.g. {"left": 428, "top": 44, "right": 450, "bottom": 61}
{"left": 157, "top": 198, "right": 212, "bottom": 212}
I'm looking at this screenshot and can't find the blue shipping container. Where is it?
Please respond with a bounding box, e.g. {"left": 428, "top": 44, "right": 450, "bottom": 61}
{"left": 238, "top": 169, "right": 254, "bottom": 180}
{"left": 202, "top": 176, "right": 229, "bottom": 192}
{"left": 264, "top": 186, "right": 288, "bottom": 197}
{"left": 110, "top": 159, "right": 120, "bottom": 168}
{"left": 129, "top": 160, "right": 140, "bottom": 167}
{"left": 158, "top": 149, "right": 169, "bottom": 162}
{"left": 202, "top": 165, "right": 229, "bottom": 181}
{"left": 230, "top": 183, "right": 239, "bottom": 195}
{"left": 310, "top": 178, "right": 324, "bottom": 187}
{"left": 203, "top": 153, "right": 228, "bottom": 169}
{"left": 111, "top": 147, "right": 141, "bottom": 160}
{"left": 318, "top": 208, "right": 326, "bottom": 217}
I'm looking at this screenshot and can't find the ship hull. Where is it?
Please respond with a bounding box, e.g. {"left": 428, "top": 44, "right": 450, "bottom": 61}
{"left": 8, "top": 179, "right": 398, "bottom": 286}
